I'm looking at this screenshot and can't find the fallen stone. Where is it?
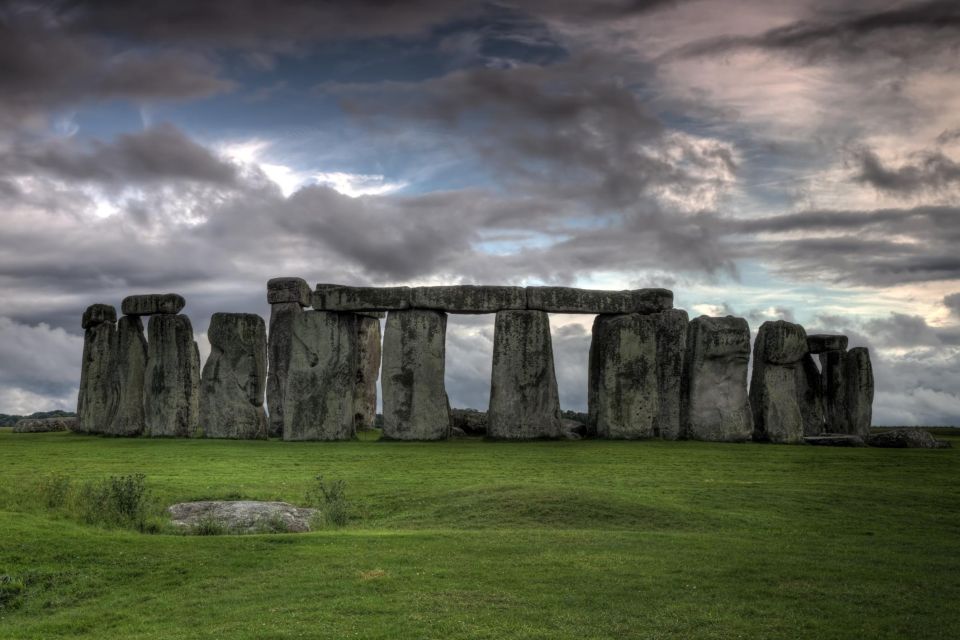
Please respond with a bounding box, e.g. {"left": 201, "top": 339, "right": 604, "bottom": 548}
{"left": 561, "top": 418, "right": 585, "bottom": 440}
{"left": 381, "top": 310, "right": 450, "bottom": 440}
{"left": 750, "top": 320, "right": 807, "bottom": 444}
{"left": 807, "top": 334, "right": 849, "bottom": 354}
{"left": 410, "top": 285, "right": 526, "bottom": 313}
{"left": 81, "top": 303, "right": 116, "bottom": 329}
{"left": 525, "top": 286, "right": 673, "bottom": 314}
{"left": 683, "top": 316, "right": 753, "bottom": 442}
{"left": 588, "top": 313, "right": 659, "bottom": 439}
{"left": 844, "top": 347, "right": 874, "bottom": 438}
{"left": 353, "top": 315, "right": 382, "bottom": 431}
{"left": 653, "top": 309, "right": 688, "bottom": 440}
{"left": 168, "top": 501, "right": 317, "bottom": 534}
{"left": 77, "top": 315, "right": 118, "bottom": 433}
{"left": 200, "top": 313, "right": 268, "bottom": 439}
{"left": 267, "top": 277, "right": 312, "bottom": 306}
{"left": 803, "top": 434, "right": 867, "bottom": 447}
{"left": 144, "top": 314, "right": 201, "bottom": 438}
{"left": 449, "top": 426, "right": 468, "bottom": 438}
{"left": 488, "top": 310, "right": 563, "bottom": 439}
{"left": 313, "top": 284, "right": 411, "bottom": 311}
{"left": 867, "top": 428, "right": 948, "bottom": 449}
{"left": 450, "top": 408, "right": 487, "bottom": 435}
{"left": 283, "top": 311, "right": 358, "bottom": 441}
{"left": 266, "top": 302, "right": 302, "bottom": 438}
{"left": 121, "top": 293, "right": 186, "bottom": 316}
{"left": 13, "top": 417, "right": 76, "bottom": 433}
{"left": 107, "top": 316, "right": 148, "bottom": 436}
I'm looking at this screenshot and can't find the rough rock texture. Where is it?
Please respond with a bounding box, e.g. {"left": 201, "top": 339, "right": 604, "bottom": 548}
{"left": 283, "top": 311, "right": 358, "bottom": 441}
{"left": 77, "top": 318, "right": 118, "bottom": 433}
{"left": 381, "top": 310, "right": 450, "bottom": 440}
{"left": 820, "top": 350, "right": 849, "bottom": 433}
{"left": 266, "top": 302, "right": 301, "bottom": 438}
{"left": 797, "top": 353, "right": 826, "bottom": 437}
{"left": 488, "top": 310, "right": 563, "bottom": 439}
{"left": 13, "top": 417, "right": 76, "bottom": 433}
{"left": 803, "top": 434, "right": 866, "bottom": 447}
{"left": 450, "top": 409, "right": 487, "bottom": 435}
{"left": 588, "top": 314, "right": 659, "bottom": 439}
{"left": 867, "top": 429, "right": 947, "bottom": 449}
{"left": 353, "top": 315, "right": 382, "bottom": 431}
{"left": 683, "top": 316, "right": 753, "bottom": 442}
{"left": 807, "top": 334, "right": 848, "bottom": 354}
{"left": 525, "top": 286, "right": 673, "bottom": 314}
{"left": 107, "top": 316, "right": 148, "bottom": 436}
{"left": 267, "top": 277, "right": 311, "bottom": 306}
{"left": 410, "top": 285, "right": 526, "bottom": 313}
{"left": 144, "top": 314, "right": 201, "bottom": 438}
{"left": 121, "top": 294, "right": 185, "bottom": 316}
{"left": 168, "top": 501, "right": 317, "bottom": 533}
{"left": 844, "top": 347, "right": 874, "bottom": 438}
{"left": 200, "top": 313, "right": 268, "bottom": 439}
{"left": 652, "top": 309, "right": 688, "bottom": 440}
{"left": 750, "top": 320, "right": 808, "bottom": 444}
{"left": 81, "top": 303, "right": 116, "bottom": 329}
{"left": 313, "top": 284, "right": 411, "bottom": 311}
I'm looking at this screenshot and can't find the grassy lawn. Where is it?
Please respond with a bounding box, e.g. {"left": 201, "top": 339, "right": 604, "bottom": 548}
{"left": 0, "top": 428, "right": 958, "bottom": 639}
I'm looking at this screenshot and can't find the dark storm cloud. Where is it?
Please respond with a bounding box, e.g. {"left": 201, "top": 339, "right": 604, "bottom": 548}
{"left": 851, "top": 147, "right": 960, "bottom": 195}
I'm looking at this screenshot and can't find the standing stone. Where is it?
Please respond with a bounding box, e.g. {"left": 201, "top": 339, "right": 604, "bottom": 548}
{"left": 381, "top": 310, "right": 450, "bottom": 440}
{"left": 683, "top": 316, "right": 753, "bottom": 442}
{"left": 588, "top": 314, "right": 659, "bottom": 439}
{"left": 750, "top": 320, "right": 808, "bottom": 444}
{"left": 820, "top": 349, "right": 849, "bottom": 433}
{"left": 77, "top": 305, "right": 118, "bottom": 434}
{"left": 200, "top": 313, "right": 268, "bottom": 439}
{"left": 488, "top": 310, "right": 563, "bottom": 439}
{"left": 144, "top": 314, "right": 201, "bottom": 438}
{"left": 267, "top": 302, "right": 302, "bottom": 437}
{"left": 797, "top": 353, "right": 825, "bottom": 437}
{"left": 267, "top": 277, "right": 312, "bottom": 306}
{"left": 283, "top": 311, "right": 358, "bottom": 441}
{"left": 652, "top": 309, "right": 689, "bottom": 440}
{"left": 107, "top": 316, "right": 148, "bottom": 436}
{"left": 354, "top": 315, "right": 382, "bottom": 432}
{"left": 844, "top": 347, "right": 874, "bottom": 438}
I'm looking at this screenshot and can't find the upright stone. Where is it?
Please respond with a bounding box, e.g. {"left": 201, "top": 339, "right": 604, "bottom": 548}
{"left": 77, "top": 304, "right": 118, "bottom": 434}
{"left": 683, "top": 316, "right": 753, "bottom": 442}
{"left": 266, "top": 277, "right": 311, "bottom": 438}
{"left": 200, "top": 313, "right": 268, "bottom": 439}
{"left": 488, "top": 310, "right": 563, "bottom": 439}
{"left": 354, "top": 315, "right": 382, "bottom": 432}
{"left": 381, "top": 310, "right": 450, "bottom": 440}
{"left": 144, "top": 314, "right": 201, "bottom": 437}
{"left": 844, "top": 347, "right": 874, "bottom": 438}
{"left": 267, "top": 277, "right": 312, "bottom": 306}
{"left": 283, "top": 311, "right": 358, "bottom": 441}
{"left": 750, "top": 320, "right": 808, "bottom": 444}
{"left": 588, "top": 314, "right": 659, "bottom": 439}
{"left": 107, "top": 316, "right": 148, "bottom": 436}
{"left": 820, "top": 349, "right": 850, "bottom": 433}
{"left": 652, "top": 309, "right": 689, "bottom": 440}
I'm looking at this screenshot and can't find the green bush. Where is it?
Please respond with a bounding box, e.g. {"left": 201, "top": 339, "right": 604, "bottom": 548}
{"left": 191, "top": 516, "right": 226, "bottom": 536}
{"left": 75, "top": 473, "right": 151, "bottom": 531}
{"left": 36, "top": 474, "right": 71, "bottom": 509}
{"left": 305, "top": 475, "right": 350, "bottom": 528}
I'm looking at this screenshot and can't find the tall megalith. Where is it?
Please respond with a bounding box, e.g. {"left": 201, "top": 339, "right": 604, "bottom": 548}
{"left": 381, "top": 310, "right": 450, "bottom": 440}
{"left": 283, "top": 310, "right": 358, "bottom": 441}
{"left": 653, "top": 309, "right": 688, "bottom": 440}
{"left": 683, "top": 316, "right": 753, "bottom": 442}
{"left": 107, "top": 315, "right": 148, "bottom": 436}
{"left": 844, "top": 347, "right": 874, "bottom": 438}
{"left": 354, "top": 314, "right": 382, "bottom": 431}
{"left": 200, "top": 313, "right": 268, "bottom": 439}
{"left": 488, "top": 310, "right": 562, "bottom": 439}
{"left": 266, "top": 277, "right": 311, "bottom": 437}
{"left": 144, "top": 314, "right": 201, "bottom": 437}
{"left": 77, "top": 304, "right": 118, "bottom": 434}
{"left": 750, "top": 320, "right": 808, "bottom": 444}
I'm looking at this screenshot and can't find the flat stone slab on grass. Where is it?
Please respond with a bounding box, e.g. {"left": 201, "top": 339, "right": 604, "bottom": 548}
{"left": 13, "top": 417, "right": 77, "bottom": 433}
{"left": 803, "top": 434, "right": 867, "bottom": 447}
{"left": 866, "top": 429, "right": 951, "bottom": 449}
{"left": 168, "top": 501, "right": 317, "bottom": 534}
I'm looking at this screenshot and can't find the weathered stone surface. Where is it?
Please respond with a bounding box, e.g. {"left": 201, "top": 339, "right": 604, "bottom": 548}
{"left": 750, "top": 320, "right": 807, "bottom": 444}
{"left": 807, "top": 334, "right": 849, "bottom": 354}
{"left": 267, "top": 277, "right": 311, "bottom": 306}
{"left": 77, "top": 319, "right": 118, "bottom": 433}
{"left": 121, "top": 293, "right": 185, "bottom": 316}
{"left": 588, "top": 314, "right": 659, "bottom": 439}
{"left": 450, "top": 426, "right": 468, "bottom": 438}
{"left": 144, "top": 314, "right": 200, "bottom": 438}
{"left": 450, "top": 408, "right": 487, "bottom": 435}
{"left": 13, "top": 417, "right": 76, "bottom": 433}
{"left": 313, "top": 284, "right": 411, "bottom": 311}
{"left": 683, "top": 316, "right": 753, "bottom": 442}
{"left": 200, "top": 313, "right": 268, "bottom": 439}
{"left": 381, "top": 310, "right": 450, "bottom": 440}
{"left": 353, "top": 315, "right": 382, "bottom": 431}
{"left": 820, "top": 349, "right": 849, "bottom": 433}
{"left": 488, "top": 310, "right": 563, "bottom": 439}
{"left": 107, "top": 316, "right": 148, "bottom": 436}
{"left": 81, "top": 303, "right": 116, "bottom": 329}
{"left": 168, "top": 501, "right": 317, "bottom": 533}
{"left": 803, "top": 434, "right": 866, "bottom": 447}
{"left": 410, "top": 285, "right": 526, "bottom": 313}
{"left": 283, "top": 311, "right": 358, "bottom": 441}
{"left": 266, "top": 302, "right": 301, "bottom": 438}
{"left": 525, "top": 287, "right": 672, "bottom": 314}
{"left": 867, "top": 428, "right": 946, "bottom": 449}
{"left": 652, "top": 309, "right": 688, "bottom": 440}
{"left": 797, "top": 353, "right": 826, "bottom": 437}
{"left": 844, "top": 347, "right": 874, "bottom": 438}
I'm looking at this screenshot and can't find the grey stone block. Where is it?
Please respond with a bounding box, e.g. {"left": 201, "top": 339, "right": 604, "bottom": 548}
{"left": 81, "top": 303, "right": 116, "bottom": 329}
{"left": 106, "top": 315, "right": 148, "bottom": 436}
{"left": 267, "top": 277, "right": 311, "bottom": 306}
{"left": 750, "top": 320, "right": 807, "bottom": 444}
{"left": 653, "top": 309, "right": 688, "bottom": 440}
{"left": 266, "top": 302, "right": 301, "bottom": 437}
{"left": 77, "top": 320, "right": 118, "bottom": 433}
{"left": 410, "top": 285, "right": 526, "bottom": 313}
{"left": 313, "top": 284, "right": 411, "bottom": 311}
{"left": 807, "top": 334, "right": 849, "bottom": 354}
{"left": 525, "top": 286, "right": 672, "bottom": 314}
{"left": 144, "top": 314, "right": 201, "bottom": 437}
{"left": 121, "top": 293, "right": 186, "bottom": 316}
{"left": 844, "top": 347, "right": 874, "bottom": 438}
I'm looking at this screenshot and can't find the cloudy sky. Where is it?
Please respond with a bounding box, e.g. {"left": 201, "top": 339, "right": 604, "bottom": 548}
{"left": 1, "top": 0, "right": 959, "bottom": 424}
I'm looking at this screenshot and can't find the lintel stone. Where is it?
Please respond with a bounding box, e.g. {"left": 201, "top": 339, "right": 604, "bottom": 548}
{"left": 121, "top": 293, "right": 186, "bottom": 316}
{"left": 267, "top": 277, "right": 312, "bottom": 306}
{"left": 525, "top": 286, "right": 672, "bottom": 314}
{"left": 807, "top": 334, "right": 849, "bottom": 354}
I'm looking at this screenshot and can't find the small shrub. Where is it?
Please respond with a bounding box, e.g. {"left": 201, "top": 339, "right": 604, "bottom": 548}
{"left": 37, "top": 473, "right": 71, "bottom": 509}
{"left": 192, "top": 516, "right": 226, "bottom": 536}
{"left": 305, "top": 475, "right": 350, "bottom": 528}
{"left": 73, "top": 473, "right": 151, "bottom": 531}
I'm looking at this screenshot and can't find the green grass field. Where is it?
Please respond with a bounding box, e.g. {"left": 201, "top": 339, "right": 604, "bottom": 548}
{"left": 0, "top": 428, "right": 958, "bottom": 639}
